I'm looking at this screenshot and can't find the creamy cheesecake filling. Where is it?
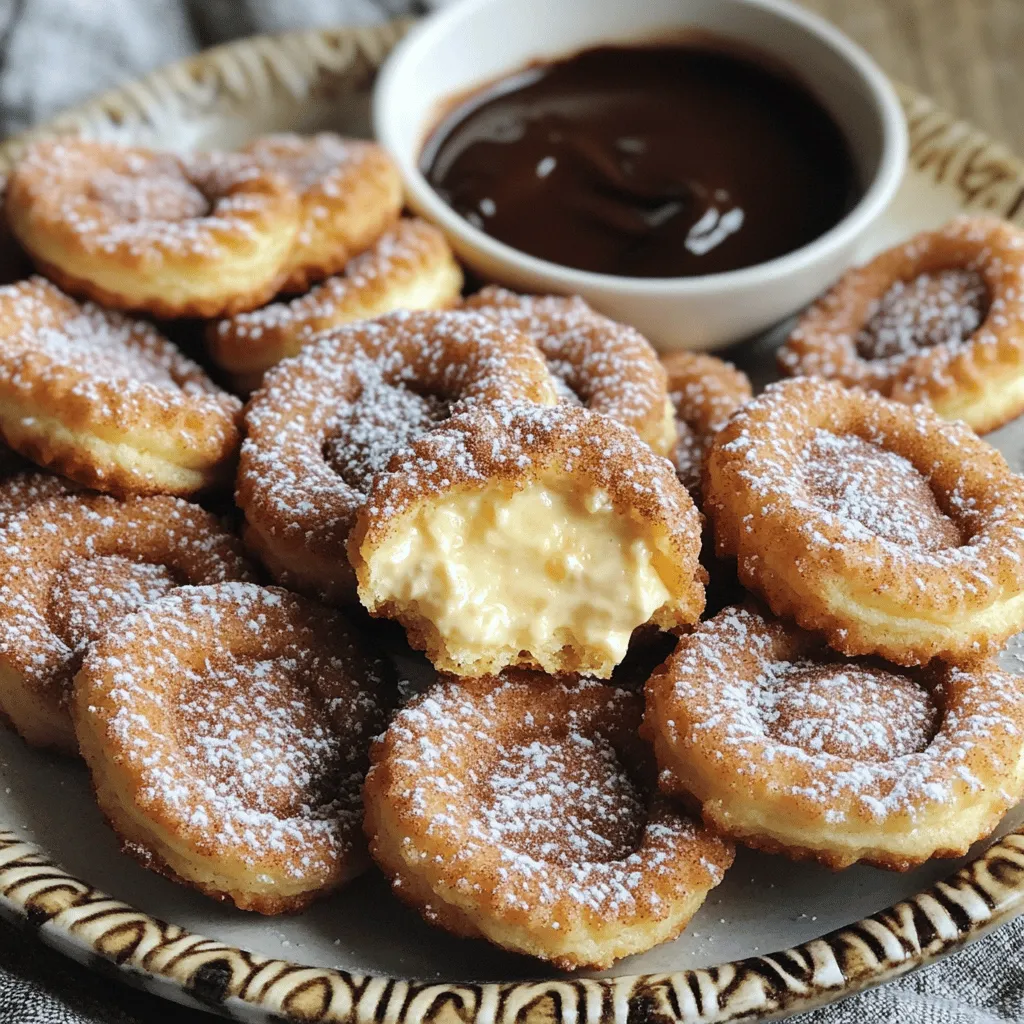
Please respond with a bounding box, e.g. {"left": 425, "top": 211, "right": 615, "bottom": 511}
{"left": 362, "top": 481, "right": 674, "bottom": 670}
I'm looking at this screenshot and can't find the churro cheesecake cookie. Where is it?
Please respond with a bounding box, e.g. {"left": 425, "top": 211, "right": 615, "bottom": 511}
{"left": 7, "top": 140, "right": 300, "bottom": 317}
{"left": 74, "top": 583, "right": 393, "bottom": 912}
{"left": 351, "top": 401, "right": 706, "bottom": 678}
{"left": 0, "top": 277, "right": 241, "bottom": 496}
{"left": 704, "top": 377, "right": 1024, "bottom": 665}
{"left": 237, "top": 309, "right": 559, "bottom": 603}
{"left": 365, "top": 671, "right": 733, "bottom": 968}
{"left": 645, "top": 604, "right": 1024, "bottom": 870}
{"left": 778, "top": 216, "right": 1024, "bottom": 434}
{"left": 0, "top": 492, "right": 252, "bottom": 752}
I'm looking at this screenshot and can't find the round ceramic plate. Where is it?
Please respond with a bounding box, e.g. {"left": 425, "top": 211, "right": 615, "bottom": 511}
{"left": 1, "top": 18, "right": 1024, "bottom": 1024}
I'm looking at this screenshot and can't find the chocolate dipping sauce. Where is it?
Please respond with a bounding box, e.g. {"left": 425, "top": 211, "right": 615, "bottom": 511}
{"left": 420, "top": 41, "right": 860, "bottom": 278}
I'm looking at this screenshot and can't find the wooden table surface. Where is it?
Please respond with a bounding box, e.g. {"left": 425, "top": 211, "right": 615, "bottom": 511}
{"left": 802, "top": 0, "right": 1024, "bottom": 154}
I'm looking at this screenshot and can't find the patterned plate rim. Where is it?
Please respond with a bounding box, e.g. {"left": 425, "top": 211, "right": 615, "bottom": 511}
{"left": 0, "top": 19, "right": 1023, "bottom": 1024}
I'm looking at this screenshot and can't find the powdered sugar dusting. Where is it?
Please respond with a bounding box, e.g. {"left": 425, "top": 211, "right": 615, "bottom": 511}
{"left": 662, "top": 605, "right": 1023, "bottom": 820}
{"left": 0, "top": 493, "right": 251, "bottom": 688}
{"left": 801, "top": 430, "right": 960, "bottom": 548}
{"left": 86, "top": 161, "right": 209, "bottom": 224}
{"left": 82, "top": 583, "right": 390, "bottom": 875}
{"left": 0, "top": 277, "right": 240, "bottom": 444}
{"left": 50, "top": 556, "right": 178, "bottom": 661}
{"left": 710, "top": 379, "right": 1024, "bottom": 615}
{"left": 755, "top": 658, "right": 938, "bottom": 760}
{"left": 164, "top": 652, "right": 361, "bottom": 859}
{"left": 0, "top": 471, "right": 77, "bottom": 525}
{"left": 481, "top": 732, "right": 646, "bottom": 865}
{"left": 778, "top": 217, "right": 1024, "bottom": 411}
{"left": 856, "top": 269, "right": 988, "bottom": 360}
{"left": 214, "top": 219, "right": 451, "bottom": 347}
{"left": 245, "top": 132, "right": 377, "bottom": 195}
{"left": 362, "top": 400, "right": 696, "bottom": 538}
{"left": 13, "top": 141, "right": 289, "bottom": 259}
{"left": 322, "top": 361, "right": 449, "bottom": 496}
{"left": 465, "top": 286, "right": 667, "bottom": 432}
{"left": 372, "top": 673, "right": 728, "bottom": 918}
{"left": 238, "top": 310, "right": 557, "bottom": 560}
{"left": 662, "top": 352, "right": 751, "bottom": 497}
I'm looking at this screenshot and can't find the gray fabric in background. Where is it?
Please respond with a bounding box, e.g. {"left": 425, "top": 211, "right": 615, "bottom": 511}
{"left": 0, "top": 0, "right": 1020, "bottom": 1021}
{"left": 0, "top": 0, "right": 433, "bottom": 135}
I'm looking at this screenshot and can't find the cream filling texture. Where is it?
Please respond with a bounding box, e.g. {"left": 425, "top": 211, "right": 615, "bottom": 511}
{"left": 365, "top": 484, "right": 672, "bottom": 669}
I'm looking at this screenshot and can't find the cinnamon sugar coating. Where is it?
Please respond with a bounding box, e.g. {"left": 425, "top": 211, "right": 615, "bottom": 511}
{"left": 364, "top": 671, "right": 733, "bottom": 969}
{"left": 242, "top": 132, "right": 403, "bottom": 293}
{"left": 464, "top": 285, "right": 677, "bottom": 455}
{"left": 0, "top": 470, "right": 79, "bottom": 525}
{"left": 704, "top": 377, "right": 1024, "bottom": 665}
{"left": 209, "top": 219, "right": 463, "bottom": 390}
{"left": 661, "top": 350, "right": 752, "bottom": 498}
{"left": 73, "top": 583, "right": 393, "bottom": 913}
{"left": 644, "top": 604, "right": 1024, "bottom": 870}
{"left": 237, "top": 310, "right": 559, "bottom": 604}
{"left": 350, "top": 401, "right": 705, "bottom": 678}
{"left": 0, "top": 278, "right": 242, "bottom": 495}
{"left": 8, "top": 131, "right": 1024, "bottom": 952}
{"left": 0, "top": 492, "right": 253, "bottom": 753}
{"left": 6, "top": 140, "right": 300, "bottom": 317}
{"left": 778, "top": 216, "right": 1024, "bottom": 434}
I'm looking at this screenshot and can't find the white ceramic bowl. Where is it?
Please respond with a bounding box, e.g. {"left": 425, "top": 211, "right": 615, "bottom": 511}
{"left": 374, "top": 0, "right": 908, "bottom": 351}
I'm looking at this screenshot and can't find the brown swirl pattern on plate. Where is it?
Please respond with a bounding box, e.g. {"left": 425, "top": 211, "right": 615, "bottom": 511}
{"left": 0, "top": 829, "right": 1022, "bottom": 1021}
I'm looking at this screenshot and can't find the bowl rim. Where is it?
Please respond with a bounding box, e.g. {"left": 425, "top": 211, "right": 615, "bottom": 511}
{"left": 1, "top": 17, "right": 1024, "bottom": 1024}
{"left": 372, "top": 0, "right": 909, "bottom": 295}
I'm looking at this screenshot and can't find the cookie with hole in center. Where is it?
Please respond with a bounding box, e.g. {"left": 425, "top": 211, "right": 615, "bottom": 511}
{"left": 365, "top": 670, "right": 733, "bottom": 969}
{"left": 704, "top": 377, "right": 1024, "bottom": 665}
{"left": 777, "top": 216, "right": 1024, "bottom": 434}
{"left": 73, "top": 582, "right": 393, "bottom": 913}
{"left": 644, "top": 604, "right": 1024, "bottom": 870}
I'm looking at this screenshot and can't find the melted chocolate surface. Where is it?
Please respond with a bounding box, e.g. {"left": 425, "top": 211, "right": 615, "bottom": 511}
{"left": 421, "top": 42, "right": 860, "bottom": 278}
